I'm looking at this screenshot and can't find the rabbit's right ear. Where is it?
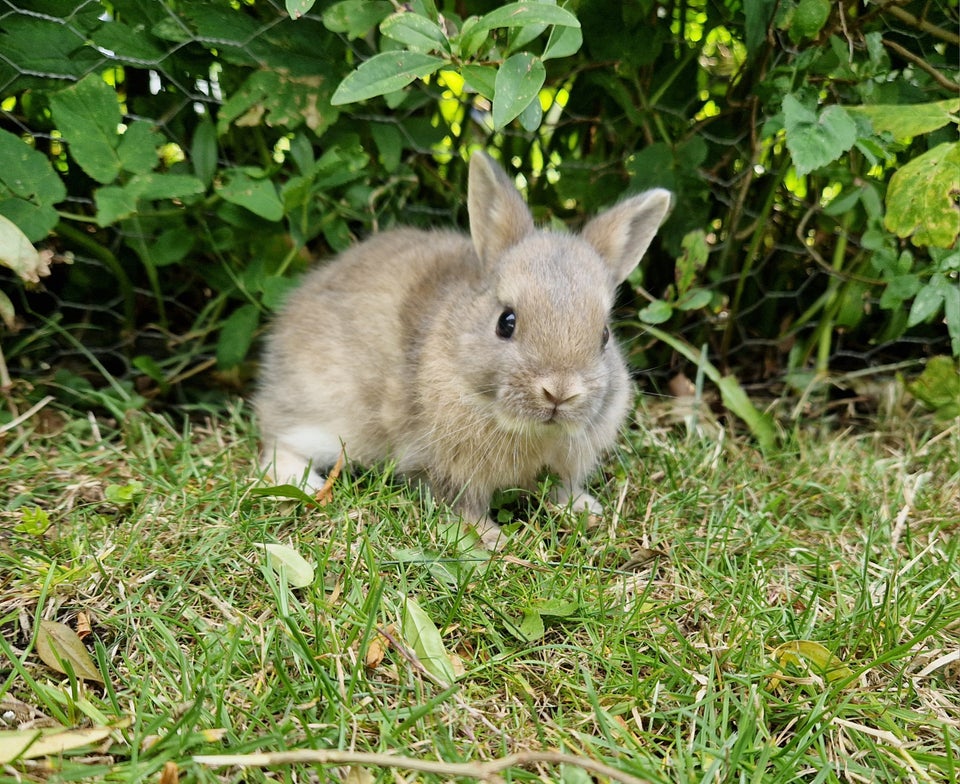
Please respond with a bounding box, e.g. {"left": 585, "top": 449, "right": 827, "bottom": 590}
{"left": 468, "top": 152, "right": 534, "bottom": 263}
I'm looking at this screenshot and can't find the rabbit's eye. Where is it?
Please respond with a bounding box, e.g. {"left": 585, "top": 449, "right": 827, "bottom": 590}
{"left": 496, "top": 308, "right": 516, "bottom": 339}
{"left": 601, "top": 325, "right": 610, "bottom": 348}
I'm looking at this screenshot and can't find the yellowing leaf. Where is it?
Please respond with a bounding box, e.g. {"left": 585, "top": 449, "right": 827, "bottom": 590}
{"left": 35, "top": 620, "right": 105, "bottom": 683}
{"left": 0, "top": 215, "right": 54, "bottom": 284}
{"left": 0, "top": 725, "right": 117, "bottom": 763}
{"left": 257, "top": 543, "right": 315, "bottom": 588}
{"left": 770, "top": 640, "right": 854, "bottom": 688}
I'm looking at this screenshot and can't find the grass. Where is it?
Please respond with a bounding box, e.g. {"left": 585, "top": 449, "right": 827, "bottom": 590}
{"left": 1, "top": 388, "right": 959, "bottom": 783}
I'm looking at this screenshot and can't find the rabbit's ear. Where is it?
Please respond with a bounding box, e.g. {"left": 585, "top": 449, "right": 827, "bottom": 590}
{"left": 468, "top": 152, "right": 534, "bottom": 263}
{"left": 581, "top": 189, "right": 673, "bottom": 285}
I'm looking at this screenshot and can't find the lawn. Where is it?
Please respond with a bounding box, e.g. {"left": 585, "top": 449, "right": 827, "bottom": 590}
{"left": 2, "top": 389, "right": 958, "bottom": 783}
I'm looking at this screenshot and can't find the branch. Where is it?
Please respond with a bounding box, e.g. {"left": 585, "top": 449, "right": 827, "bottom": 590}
{"left": 880, "top": 3, "right": 960, "bottom": 45}
{"left": 193, "top": 748, "right": 656, "bottom": 784}
{"left": 881, "top": 38, "right": 960, "bottom": 93}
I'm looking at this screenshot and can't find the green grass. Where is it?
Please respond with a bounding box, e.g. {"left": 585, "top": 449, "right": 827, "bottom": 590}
{"left": 1, "top": 392, "right": 959, "bottom": 783}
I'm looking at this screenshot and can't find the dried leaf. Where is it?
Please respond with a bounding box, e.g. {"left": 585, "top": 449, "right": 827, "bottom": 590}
{"left": 159, "top": 760, "right": 180, "bottom": 784}
{"left": 35, "top": 620, "right": 105, "bottom": 683}
{"left": 344, "top": 764, "right": 375, "bottom": 783}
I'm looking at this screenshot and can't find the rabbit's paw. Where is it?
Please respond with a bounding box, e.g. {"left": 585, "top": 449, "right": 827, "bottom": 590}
{"left": 473, "top": 517, "right": 507, "bottom": 552}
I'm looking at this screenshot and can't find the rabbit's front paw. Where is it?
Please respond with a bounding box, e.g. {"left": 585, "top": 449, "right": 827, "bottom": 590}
{"left": 550, "top": 485, "right": 603, "bottom": 516}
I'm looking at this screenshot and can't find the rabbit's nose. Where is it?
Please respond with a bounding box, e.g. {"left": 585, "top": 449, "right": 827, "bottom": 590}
{"left": 541, "top": 380, "right": 584, "bottom": 408}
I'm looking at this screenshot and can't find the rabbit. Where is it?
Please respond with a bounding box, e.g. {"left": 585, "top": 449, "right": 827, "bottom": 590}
{"left": 255, "top": 151, "right": 672, "bottom": 549}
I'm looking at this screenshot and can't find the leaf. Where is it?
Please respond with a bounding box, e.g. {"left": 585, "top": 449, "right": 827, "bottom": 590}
{"left": 789, "top": 0, "right": 830, "bottom": 41}
{"left": 907, "top": 356, "right": 960, "bottom": 420}
{"left": 256, "top": 543, "right": 315, "bottom": 588}
{"left": 907, "top": 274, "right": 947, "bottom": 327}
{"left": 743, "top": 0, "right": 776, "bottom": 59}
{"left": 0, "top": 216, "right": 54, "bottom": 284}
{"left": 516, "top": 611, "right": 545, "bottom": 641}
{"left": 884, "top": 142, "right": 960, "bottom": 249}
{"left": 717, "top": 376, "right": 777, "bottom": 454}
{"left": 0, "top": 129, "right": 67, "bottom": 242}
{"left": 782, "top": 95, "right": 857, "bottom": 177}
{"left": 104, "top": 480, "right": 143, "bottom": 505}
{"left": 0, "top": 726, "right": 118, "bottom": 763}
{"left": 0, "top": 289, "right": 15, "bottom": 330}
{"left": 461, "top": 64, "right": 497, "bottom": 99}
{"left": 117, "top": 121, "right": 159, "bottom": 175}
{"left": 492, "top": 53, "right": 545, "bottom": 130}
{"left": 35, "top": 620, "right": 105, "bottom": 683}
{"left": 847, "top": 98, "right": 960, "bottom": 139}
{"left": 638, "top": 300, "right": 673, "bottom": 324}
{"left": 249, "top": 484, "right": 322, "bottom": 505}
{"left": 285, "top": 0, "right": 316, "bottom": 19}
{"left": 476, "top": 3, "right": 580, "bottom": 33}
{"left": 216, "top": 169, "right": 284, "bottom": 221}
{"left": 401, "top": 596, "right": 457, "bottom": 683}
{"left": 331, "top": 51, "right": 445, "bottom": 105}
{"left": 191, "top": 118, "right": 218, "bottom": 186}
{"left": 216, "top": 302, "right": 260, "bottom": 367}
{"left": 323, "top": 0, "right": 393, "bottom": 39}
{"left": 95, "top": 174, "right": 205, "bottom": 225}
{"left": 49, "top": 74, "right": 123, "bottom": 184}
{"left": 771, "top": 640, "right": 854, "bottom": 684}
{"left": 542, "top": 22, "right": 583, "bottom": 61}
{"left": 217, "top": 71, "right": 338, "bottom": 135}
{"left": 380, "top": 13, "right": 449, "bottom": 53}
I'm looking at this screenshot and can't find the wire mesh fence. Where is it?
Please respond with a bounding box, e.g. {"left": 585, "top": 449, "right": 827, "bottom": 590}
{"left": 0, "top": 0, "right": 956, "bottom": 416}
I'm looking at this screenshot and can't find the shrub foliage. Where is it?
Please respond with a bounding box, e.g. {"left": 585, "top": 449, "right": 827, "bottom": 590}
{"left": 0, "top": 0, "right": 957, "bottom": 408}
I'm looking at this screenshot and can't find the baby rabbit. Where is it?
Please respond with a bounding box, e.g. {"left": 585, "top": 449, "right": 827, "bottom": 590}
{"left": 256, "top": 151, "right": 671, "bottom": 549}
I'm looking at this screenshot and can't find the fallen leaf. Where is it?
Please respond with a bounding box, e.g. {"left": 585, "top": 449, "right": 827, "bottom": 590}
{"left": 314, "top": 449, "right": 345, "bottom": 505}
{"left": 0, "top": 724, "right": 118, "bottom": 763}
{"left": 35, "top": 620, "right": 105, "bottom": 683}
{"left": 769, "top": 640, "right": 854, "bottom": 690}
{"left": 256, "top": 543, "right": 315, "bottom": 588}
{"left": 401, "top": 596, "right": 457, "bottom": 683}
{"left": 159, "top": 760, "right": 180, "bottom": 784}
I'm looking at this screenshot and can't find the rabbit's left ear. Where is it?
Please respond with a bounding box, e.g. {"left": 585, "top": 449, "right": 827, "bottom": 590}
{"left": 581, "top": 189, "right": 673, "bottom": 285}
{"left": 467, "top": 151, "right": 535, "bottom": 265}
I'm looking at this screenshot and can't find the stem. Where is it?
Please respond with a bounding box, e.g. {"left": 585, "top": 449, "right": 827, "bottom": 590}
{"left": 814, "top": 212, "right": 853, "bottom": 375}
{"left": 719, "top": 156, "right": 788, "bottom": 363}
{"left": 54, "top": 221, "right": 136, "bottom": 330}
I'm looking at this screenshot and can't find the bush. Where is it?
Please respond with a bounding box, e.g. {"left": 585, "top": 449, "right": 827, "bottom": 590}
{"left": 0, "top": 0, "right": 957, "bottom": 411}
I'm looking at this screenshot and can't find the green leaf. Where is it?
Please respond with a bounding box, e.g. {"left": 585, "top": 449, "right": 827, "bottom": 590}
{"left": 0, "top": 129, "right": 66, "bottom": 242}
{"left": 285, "top": 0, "right": 316, "bottom": 19}
{"left": 542, "top": 22, "right": 583, "bottom": 61}
{"left": 191, "top": 118, "right": 218, "bottom": 186}
{"left": 257, "top": 543, "right": 315, "bottom": 588}
{"left": 249, "top": 484, "right": 322, "bottom": 505}
{"left": 380, "top": 12, "right": 449, "bottom": 53}
{"left": 218, "top": 71, "right": 338, "bottom": 135}
{"left": 323, "top": 0, "right": 393, "bottom": 39}
{"left": 676, "top": 229, "right": 709, "bottom": 295}
{"left": 401, "top": 596, "right": 457, "bottom": 683}
{"left": 104, "top": 480, "right": 144, "bottom": 505}
{"left": 743, "top": 0, "right": 777, "bottom": 59}
{"left": 461, "top": 64, "right": 497, "bottom": 99}
{"left": 789, "top": 0, "right": 831, "bottom": 41}
{"left": 216, "top": 169, "right": 284, "bottom": 221}
{"left": 492, "top": 53, "right": 545, "bottom": 130}
{"left": 639, "top": 300, "right": 673, "bottom": 324}
{"left": 331, "top": 51, "right": 445, "bottom": 105}
{"left": 35, "top": 620, "right": 105, "bottom": 684}
{"left": 884, "top": 142, "right": 960, "bottom": 249}
{"left": 516, "top": 611, "right": 545, "bottom": 641}
{"left": 117, "top": 121, "right": 159, "bottom": 175}
{"left": 49, "top": 74, "right": 122, "bottom": 184}
{"left": 782, "top": 95, "right": 857, "bottom": 177}
{"left": 847, "top": 98, "right": 960, "bottom": 139}
{"left": 908, "top": 357, "right": 960, "bottom": 420}
{"left": 216, "top": 303, "right": 260, "bottom": 367}
{"left": 95, "top": 174, "right": 205, "bottom": 225}
{"left": 907, "top": 274, "right": 947, "bottom": 327}
{"left": 476, "top": 3, "right": 580, "bottom": 33}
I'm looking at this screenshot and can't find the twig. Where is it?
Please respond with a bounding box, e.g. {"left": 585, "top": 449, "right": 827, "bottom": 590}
{"left": 880, "top": 3, "right": 960, "bottom": 45}
{"left": 0, "top": 395, "right": 55, "bottom": 435}
{"left": 882, "top": 38, "right": 960, "bottom": 93}
{"left": 193, "top": 748, "right": 655, "bottom": 784}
